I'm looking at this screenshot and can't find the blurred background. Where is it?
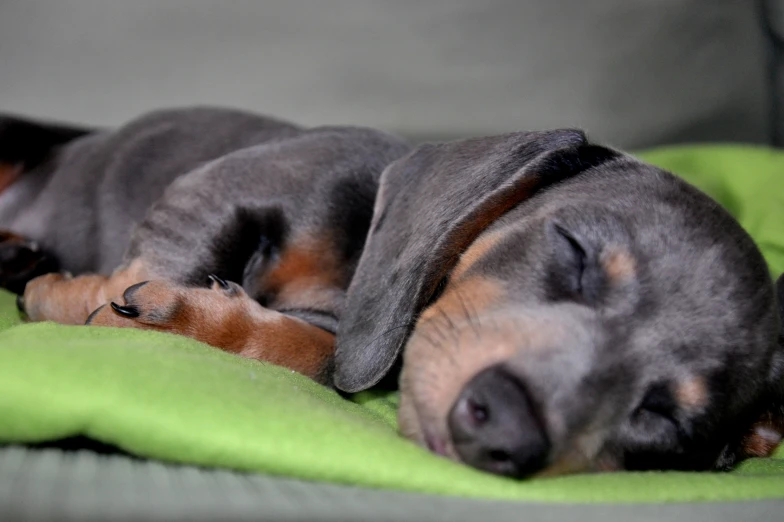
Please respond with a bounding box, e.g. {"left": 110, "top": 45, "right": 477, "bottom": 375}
{"left": 0, "top": 0, "right": 782, "bottom": 149}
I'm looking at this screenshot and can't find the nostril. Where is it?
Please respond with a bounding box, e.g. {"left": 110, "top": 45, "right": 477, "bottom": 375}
{"left": 448, "top": 365, "right": 550, "bottom": 478}
{"left": 467, "top": 397, "right": 488, "bottom": 424}
{"left": 488, "top": 449, "right": 511, "bottom": 463}
{"left": 449, "top": 394, "right": 487, "bottom": 444}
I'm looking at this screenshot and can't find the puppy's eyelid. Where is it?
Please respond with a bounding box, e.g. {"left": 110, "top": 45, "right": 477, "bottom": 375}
{"left": 549, "top": 222, "right": 592, "bottom": 300}
{"left": 556, "top": 226, "right": 586, "bottom": 294}
{"left": 636, "top": 382, "right": 679, "bottom": 425}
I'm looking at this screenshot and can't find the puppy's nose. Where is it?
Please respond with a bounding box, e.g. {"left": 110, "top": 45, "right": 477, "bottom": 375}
{"left": 448, "top": 365, "right": 549, "bottom": 477}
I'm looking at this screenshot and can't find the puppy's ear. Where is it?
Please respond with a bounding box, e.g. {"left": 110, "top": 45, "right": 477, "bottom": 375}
{"left": 333, "top": 129, "right": 618, "bottom": 392}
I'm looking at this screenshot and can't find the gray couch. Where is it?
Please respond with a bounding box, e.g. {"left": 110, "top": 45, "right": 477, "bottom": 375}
{"left": 0, "top": 0, "right": 779, "bottom": 149}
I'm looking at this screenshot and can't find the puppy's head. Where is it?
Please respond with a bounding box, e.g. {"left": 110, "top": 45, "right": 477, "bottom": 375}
{"left": 335, "top": 130, "right": 784, "bottom": 478}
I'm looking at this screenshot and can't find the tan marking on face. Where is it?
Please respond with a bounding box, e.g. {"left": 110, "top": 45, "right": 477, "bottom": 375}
{"left": 399, "top": 277, "right": 589, "bottom": 465}
{"left": 399, "top": 276, "right": 509, "bottom": 452}
{"left": 22, "top": 258, "right": 153, "bottom": 325}
{"left": 675, "top": 377, "right": 708, "bottom": 412}
{"left": 401, "top": 287, "right": 605, "bottom": 474}
{"left": 397, "top": 391, "right": 423, "bottom": 441}
{"left": 417, "top": 276, "right": 505, "bottom": 325}
{"left": 450, "top": 230, "right": 505, "bottom": 281}
{"left": 400, "top": 307, "right": 583, "bottom": 467}
{"left": 0, "top": 163, "right": 22, "bottom": 195}
{"left": 601, "top": 248, "right": 636, "bottom": 284}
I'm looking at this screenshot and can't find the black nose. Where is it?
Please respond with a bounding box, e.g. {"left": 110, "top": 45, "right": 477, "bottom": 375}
{"left": 448, "top": 365, "right": 549, "bottom": 477}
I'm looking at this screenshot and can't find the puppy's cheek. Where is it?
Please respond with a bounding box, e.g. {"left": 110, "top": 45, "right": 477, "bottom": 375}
{"left": 397, "top": 352, "right": 426, "bottom": 441}
{"left": 398, "top": 363, "right": 462, "bottom": 461}
{"left": 397, "top": 382, "right": 423, "bottom": 443}
{"left": 396, "top": 341, "right": 454, "bottom": 448}
{"left": 399, "top": 336, "right": 457, "bottom": 419}
{"left": 397, "top": 334, "right": 474, "bottom": 453}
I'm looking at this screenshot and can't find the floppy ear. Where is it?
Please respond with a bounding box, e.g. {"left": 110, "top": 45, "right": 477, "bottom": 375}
{"left": 333, "top": 129, "right": 619, "bottom": 392}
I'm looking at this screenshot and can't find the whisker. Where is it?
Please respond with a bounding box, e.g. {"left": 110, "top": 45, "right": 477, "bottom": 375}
{"left": 412, "top": 375, "right": 445, "bottom": 390}
{"left": 417, "top": 330, "right": 460, "bottom": 368}
{"left": 435, "top": 307, "right": 466, "bottom": 350}
{"left": 424, "top": 316, "right": 453, "bottom": 345}
{"left": 454, "top": 287, "right": 481, "bottom": 342}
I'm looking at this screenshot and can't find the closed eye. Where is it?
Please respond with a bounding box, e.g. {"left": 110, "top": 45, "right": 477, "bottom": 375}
{"left": 546, "top": 221, "right": 597, "bottom": 303}
{"left": 634, "top": 382, "right": 679, "bottom": 428}
{"left": 554, "top": 224, "right": 587, "bottom": 296}
{"left": 619, "top": 382, "right": 690, "bottom": 470}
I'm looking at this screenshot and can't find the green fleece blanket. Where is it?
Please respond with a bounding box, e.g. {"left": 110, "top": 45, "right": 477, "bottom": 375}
{"left": 1, "top": 145, "right": 784, "bottom": 503}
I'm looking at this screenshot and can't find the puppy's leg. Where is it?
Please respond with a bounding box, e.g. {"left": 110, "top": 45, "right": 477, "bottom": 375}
{"left": 86, "top": 276, "right": 335, "bottom": 382}
{"left": 20, "top": 260, "right": 152, "bottom": 325}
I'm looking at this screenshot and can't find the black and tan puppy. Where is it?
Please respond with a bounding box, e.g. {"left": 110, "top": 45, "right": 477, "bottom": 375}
{"left": 2, "top": 107, "right": 782, "bottom": 478}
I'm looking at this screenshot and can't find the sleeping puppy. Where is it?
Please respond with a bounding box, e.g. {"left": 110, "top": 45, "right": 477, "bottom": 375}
{"left": 2, "top": 107, "right": 782, "bottom": 478}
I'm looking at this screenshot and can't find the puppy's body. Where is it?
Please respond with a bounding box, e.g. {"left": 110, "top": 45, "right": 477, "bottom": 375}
{"left": 2, "top": 107, "right": 782, "bottom": 479}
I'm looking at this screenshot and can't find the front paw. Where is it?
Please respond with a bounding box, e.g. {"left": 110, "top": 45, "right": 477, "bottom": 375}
{"left": 86, "top": 280, "right": 179, "bottom": 328}
{"left": 20, "top": 272, "right": 71, "bottom": 321}
{"left": 85, "top": 275, "right": 246, "bottom": 329}
{"left": 0, "top": 231, "right": 59, "bottom": 294}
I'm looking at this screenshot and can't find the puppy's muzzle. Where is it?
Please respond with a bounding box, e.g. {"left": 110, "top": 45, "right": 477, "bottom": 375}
{"left": 448, "top": 365, "right": 550, "bottom": 477}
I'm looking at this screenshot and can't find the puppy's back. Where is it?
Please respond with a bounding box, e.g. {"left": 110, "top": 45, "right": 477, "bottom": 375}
{"left": 1, "top": 107, "right": 303, "bottom": 275}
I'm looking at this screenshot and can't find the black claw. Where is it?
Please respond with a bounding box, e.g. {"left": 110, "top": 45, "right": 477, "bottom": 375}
{"left": 16, "top": 294, "right": 25, "bottom": 313}
{"left": 208, "top": 274, "right": 230, "bottom": 290}
{"left": 110, "top": 302, "right": 140, "bottom": 318}
{"left": 85, "top": 304, "right": 107, "bottom": 325}
{"left": 122, "top": 281, "right": 149, "bottom": 302}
